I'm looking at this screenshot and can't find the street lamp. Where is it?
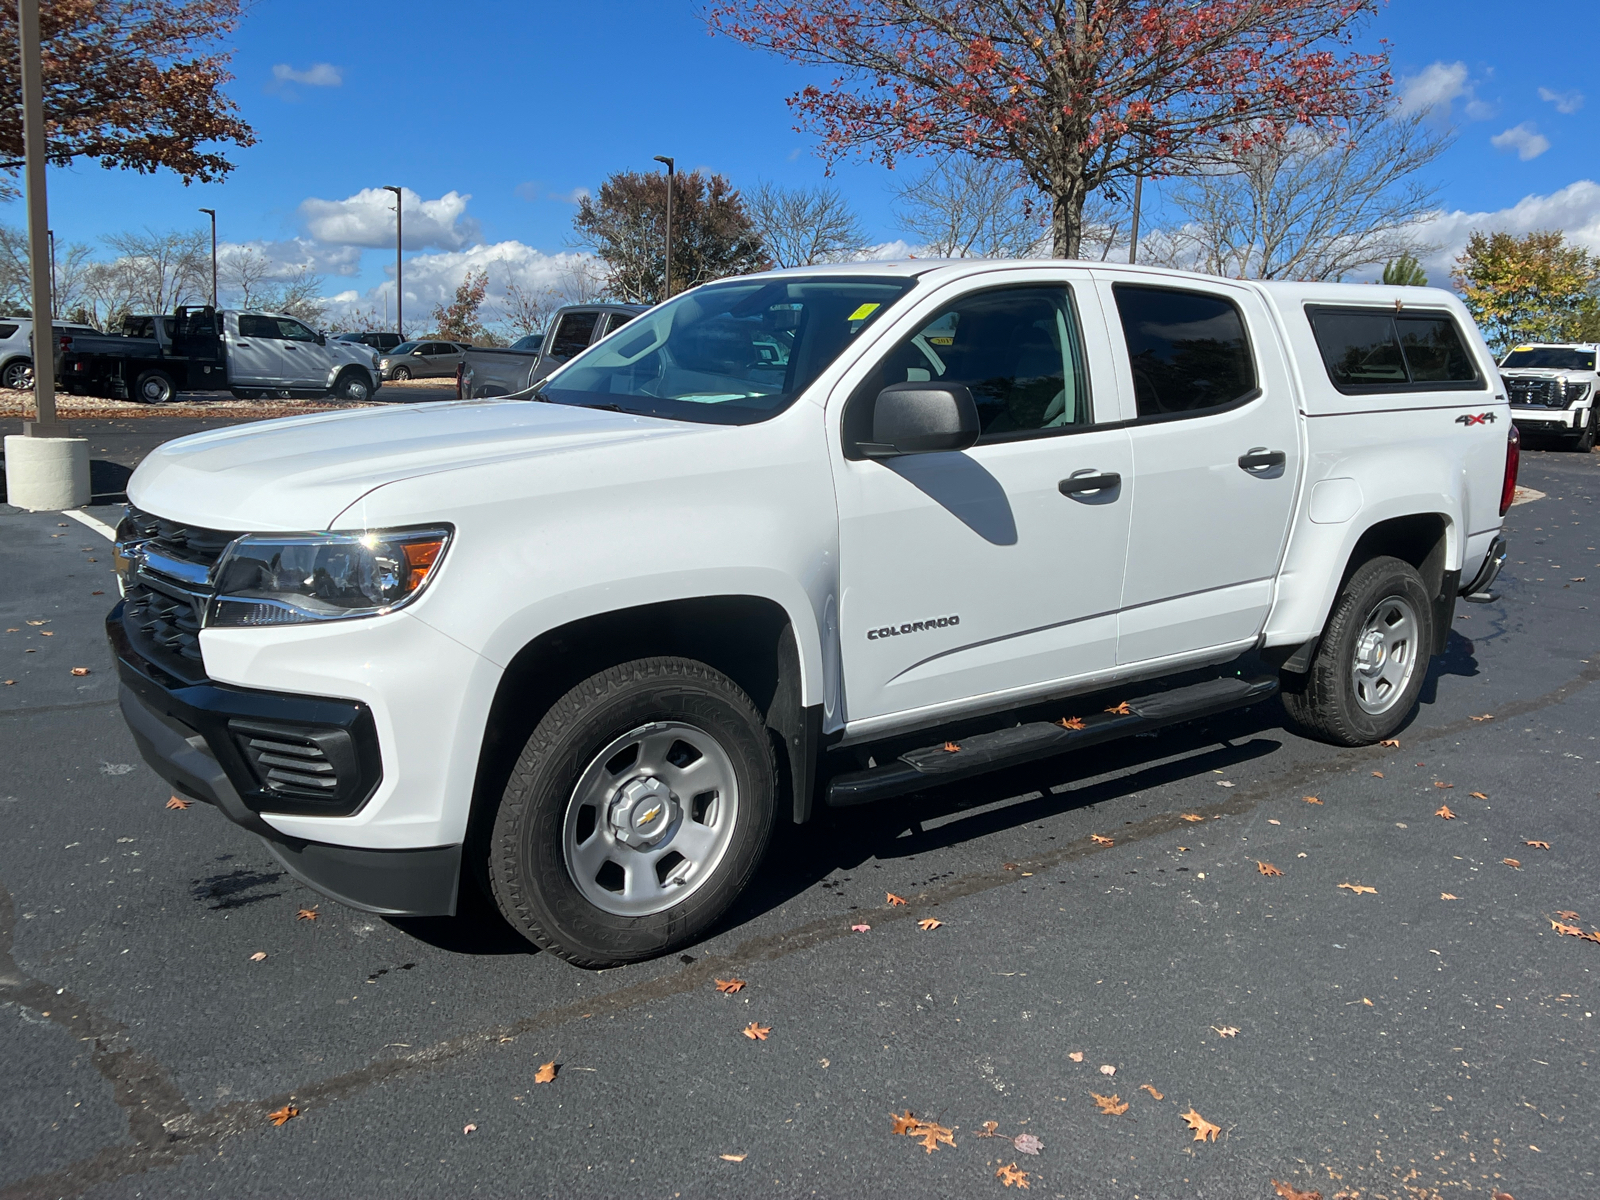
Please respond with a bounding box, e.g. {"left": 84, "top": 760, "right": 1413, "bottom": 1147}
{"left": 653, "top": 156, "right": 674, "bottom": 301}
{"left": 198, "top": 208, "right": 217, "bottom": 306}
{"left": 383, "top": 185, "right": 404, "bottom": 337}
{"left": 47, "top": 228, "right": 55, "bottom": 318}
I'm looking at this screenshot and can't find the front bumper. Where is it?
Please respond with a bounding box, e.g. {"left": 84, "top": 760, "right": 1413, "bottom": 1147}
{"left": 108, "top": 603, "right": 460, "bottom": 916}
{"left": 1510, "top": 404, "right": 1588, "bottom": 431}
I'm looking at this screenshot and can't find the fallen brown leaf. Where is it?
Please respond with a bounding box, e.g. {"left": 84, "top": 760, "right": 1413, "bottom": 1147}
{"left": 977, "top": 1120, "right": 1001, "bottom": 1137}
{"left": 714, "top": 978, "right": 746, "bottom": 994}
{"left": 1257, "top": 861, "right": 1282, "bottom": 877}
{"left": 943, "top": 741, "right": 960, "bottom": 752}
{"left": 742, "top": 1022, "right": 771, "bottom": 1041}
{"left": 1551, "top": 919, "right": 1584, "bottom": 937}
{"left": 1470, "top": 791, "right": 1489, "bottom": 800}
{"left": 1091, "top": 1092, "right": 1130, "bottom": 1116}
{"left": 1304, "top": 796, "right": 1323, "bottom": 804}
{"left": 1435, "top": 805, "right": 1455, "bottom": 819}
{"left": 462, "top": 1123, "right": 477, "bottom": 1135}
{"left": 1524, "top": 840, "right": 1551, "bottom": 850}
{"left": 25, "top": 620, "right": 46, "bottom": 626}
{"left": 1068, "top": 1050, "right": 1084, "bottom": 1062}
{"left": 70, "top": 667, "right": 90, "bottom": 676}
{"left": 1098, "top": 1064, "right": 1116, "bottom": 1075}
{"left": 1272, "top": 1181, "right": 1322, "bottom": 1200}
{"left": 1090, "top": 834, "right": 1114, "bottom": 846}
{"left": 267, "top": 1104, "right": 298, "bottom": 1126}
{"left": 38, "top": 630, "right": 54, "bottom": 637}
{"left": 249, "top": 951, "right": 267, "bottom": 962}
{"left": 1057, "top": 716, "right": 1085, "bottom": 730}
{"left": 1379, "top": 739, "right": 1399, "bottom": 747}
{"left": 1470, "top": 714, "right": 1494, "bottom": 722}
{"left": 889, "top": 1112, "right": 956, "bottom": 1154}
{"left": 719, "top": 1153, "right": 746, "bottom": 1162}
{"left": 165, "top": 796, "right": 190, "bottom": 810}
{"left": 1212, "top": 1025, "right": 1240, "bottom": 1038}
{"left": 1441, "top": 893, "right": 1458, "bottom": 900}
{"left": 1338, "top": 883, "right": 1377, "bottom": 895}
{"left": 296, "top": 907, "right": 318, "bottom": 921}
{"left": 1181, "top": 1107, "right": 1221, "bottom": 1143}
{"left": 1433, "top": 781, "right": 1454, "bottom": 789}
{"left": 918, "top": 918, "right": 943, "bottom": 931}
{"left": 891, "top": 1111, "right": 920, "bottom": 1136}
{"left": 534, "top": 1061, "right": 557, "bottom": 1084}
{"left": 1556, "top": 910, "right": 1581, "bottom": 921}
{"left": 850, "top": 923, "right": 871, "bottom": 932}
{"left": 886, "top": 892, "right": 907, "bottom": 906}
{"left": 1503, "top": 858, "right": 1522, "bottom": 870}
{"left": 1372, "top": 771, "right": 1384, "bottom": 778}
{"left": 1105, "top": 701, "right": 1132, "bottom": 715}
{"left": 1181, "top": 813, "right": 1204, "bottom": 822}
{"left": 1013, "top": 1132, "right": 1042, "bottom": 1155}
{"left": 1140, "top": 1083, "right": 1164, "bottom": 1100}
{"left": 996, "top": 1162, "right": 1030, "bottom": 1188}
{"left": 1362, "top": 998, "right": 1373, "bottom": 1006}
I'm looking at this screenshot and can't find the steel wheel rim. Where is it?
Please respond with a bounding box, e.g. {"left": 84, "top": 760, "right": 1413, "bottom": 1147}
{"left": 1351, "top": 593, "right": 1420, "bottom": 715}
{"left": 562, "top": 720, "right": 740, "bottom": 918}
{"left": 4, "top": 362, "right": 31, "bottom": 389}
{"left": 345, "top": 377, "right": 369, "bottom": 400}
{"left": 141, "top": 378, "right": 169, "bottom": 402}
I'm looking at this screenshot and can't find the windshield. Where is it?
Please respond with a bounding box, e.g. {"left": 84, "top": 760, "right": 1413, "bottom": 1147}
{"left": 1502, "top": 346, "right": 1596, "bottom": 371}
{"left": 541, "top": 276, "right": 916, "bottom": 424}
{"left": 511, "top": 334, "right": 543, "bottom": 350}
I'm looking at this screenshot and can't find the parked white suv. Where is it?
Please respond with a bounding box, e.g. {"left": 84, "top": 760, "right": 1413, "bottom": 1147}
{"left": 0, "top": 316, "right": 101, "bottom": 389}
{"left": 1500, "top": 342, "right": 1598, "bottom": 450}
{"left": 109, "top": 261, "right": 1516, "bottom": 966}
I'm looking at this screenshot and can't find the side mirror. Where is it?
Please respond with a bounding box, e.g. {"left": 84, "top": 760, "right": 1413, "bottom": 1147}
{"left": 856, "top": 383, "right": 980, "bottom": 458}
{"left": 412, "top": 349, "right": 424, "bottom": 356}
{"left": 316, "top": 333, "right": 326, "bottom": 345}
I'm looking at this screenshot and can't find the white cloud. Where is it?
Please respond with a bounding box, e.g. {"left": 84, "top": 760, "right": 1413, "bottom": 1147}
{"left": 271, "top": 62, "right": 342, "bottom": 87}
{"left": 219, "top": 237, "right": 362, "bottom": 279}
{"left": 298, "top": 187, "right": 479, "bottom": 251}
{"left": 1400, "top": 179, "right": 1600, "bottom": 284}
{"left": 1538, "top": 86, "right": 1584, "bottom": 114}
{"left": 1491, "top": 122, "right": 1551, "bottom": 161}
{"left": 1398, "top": 61, "right": 1480, "bottom": 118}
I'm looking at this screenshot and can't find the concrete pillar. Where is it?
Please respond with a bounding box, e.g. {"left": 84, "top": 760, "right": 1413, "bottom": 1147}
{"left": 4, "top": 434, "right": 91, "bottom": 510}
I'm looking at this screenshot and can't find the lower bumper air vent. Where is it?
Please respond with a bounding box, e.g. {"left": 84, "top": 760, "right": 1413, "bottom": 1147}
{"left": 230, "top": 719, "right": 365, "bottom": 810}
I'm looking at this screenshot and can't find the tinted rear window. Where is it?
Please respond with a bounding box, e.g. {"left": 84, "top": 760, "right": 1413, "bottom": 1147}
{"left": 1113, "top": 284, "right": 1257, "bottom": 419}
{"left": 1309, "top": 307, "right": 1482, "bottom": 393}
{"left": 0, "top": 323, "right": 17, "bottom": 340}
{"left": 549, "top": 311, "right": 601, "bottom": 359}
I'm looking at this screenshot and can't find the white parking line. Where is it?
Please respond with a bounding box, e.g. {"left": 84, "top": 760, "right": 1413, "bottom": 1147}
{"left": 63, "top": 508, "right": 118, "bottom": 541}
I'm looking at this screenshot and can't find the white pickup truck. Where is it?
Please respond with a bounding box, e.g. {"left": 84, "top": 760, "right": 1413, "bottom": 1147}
{"left": 108, "top": 261, "right": 1516, "bottom": 967}
{"left": 1499, "top": 342, "right": 1598, "bottom": 450}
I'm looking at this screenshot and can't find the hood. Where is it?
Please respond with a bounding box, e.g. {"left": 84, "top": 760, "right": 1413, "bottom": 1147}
{"left": 127, "top": 400, "right": 695, "bottom": 531}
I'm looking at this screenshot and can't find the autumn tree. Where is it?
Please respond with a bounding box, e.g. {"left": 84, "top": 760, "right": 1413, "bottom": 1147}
{"left": 709, "top": 0, "right": 1390, "bottom": 258}
{"left": 1149, "top": 107, "right": 1448, "bottom": 281}
{"left": 1453, "top": 231, "right": 1600, "bottom": 351}
{"left": 433, "top": 267, "right": 490, "bottom": 344}
{"left": 573, "top": 169, "right": 767, "bottom": 303}
{"left": 0, "top": 0, "right": 255, "bottom": 199}
{"left": 747, "top": 181, "right": 866, "bottom": 267}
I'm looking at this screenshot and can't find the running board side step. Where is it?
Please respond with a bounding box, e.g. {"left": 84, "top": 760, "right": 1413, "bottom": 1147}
{"left": 825, "top": 675, "right": 1279, "bottom": 808}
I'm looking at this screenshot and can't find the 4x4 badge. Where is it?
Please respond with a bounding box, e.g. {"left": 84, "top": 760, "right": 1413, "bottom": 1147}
{"left": 1455, "top": 412, "right": 1497, "bottom": 426}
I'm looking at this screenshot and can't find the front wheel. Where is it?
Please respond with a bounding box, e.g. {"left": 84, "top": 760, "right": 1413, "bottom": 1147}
{"left": 1281, "top": 555, "right": 1435, "bottom": 746}
{"left": 133, "top": 369, "right": 175, "bottom": 404}
{"left": 390, "top": 365, "right": 411, "bottom": 381}
{"left": 488, "top": 657, "right": 777, "bottom": 967}
{"left": 1571, "top": 407, "right": 1596, "bottom": 452}
{"left": 331, "top": 368, "right": 371, "bottom": 402}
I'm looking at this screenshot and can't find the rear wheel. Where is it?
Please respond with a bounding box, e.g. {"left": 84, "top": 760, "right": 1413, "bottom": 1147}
{"left": 488, "top": 657, "right": 777, "bottom": 967}
{"left": 132, "top": 369, "right": 175, "bottom": 404}
{"left": 2, "top": 358, "right": 32, "bottom": 390}
{"left": 390, "top": 365, "right": 411, "bottom": 381}
{"left": 1281, "top": 555, "right": 1434, "bottom": 746}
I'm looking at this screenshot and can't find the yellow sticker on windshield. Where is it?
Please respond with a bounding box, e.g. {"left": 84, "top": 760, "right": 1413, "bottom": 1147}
{"left": 1512, "top": 345, "right": 1533, "bottom": 352}
{"left": 847, "top": 302, "right": 881, "bottom": 322}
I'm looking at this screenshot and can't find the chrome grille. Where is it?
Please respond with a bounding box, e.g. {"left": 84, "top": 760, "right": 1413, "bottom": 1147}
{"left": 117, "top": 506, "right": 240, "bottom": 682}
{"left": 1506, "top": 377, "right": 1562, "bottom": 407}
{"left": 120, "top": 505, "right": 237, "bottom": 572}
{"left": 122, "top": 575, "right": 208, "bottom": 681}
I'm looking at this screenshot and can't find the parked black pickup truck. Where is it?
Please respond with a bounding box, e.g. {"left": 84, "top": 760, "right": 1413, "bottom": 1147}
{"left": 60, "top": 307, "right": 381, "bottom": 403}
{"left": 459, "top": 303, "right": 646, "bottom": 399}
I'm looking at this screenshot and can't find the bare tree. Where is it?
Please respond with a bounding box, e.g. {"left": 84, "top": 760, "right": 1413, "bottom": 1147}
{"left": 101, "top": 228, "right": 207, "bottom": 312}
{"left": 891, "top": 156, "right": 1045, "bottom": 259}
{"left": 1146, "top": 108, "right": 1450, "bottom": 281}
{"left": 218, "top": 246, "right": 274, "bottom": 309}
{"left": 0, "top": 223, "right": 29, "bottom": 312}
{"left": 499, "top": 279, "right": 561, "bottom": 339}
{"left": 747, "top": 182, "right": 867, "bottom": 267}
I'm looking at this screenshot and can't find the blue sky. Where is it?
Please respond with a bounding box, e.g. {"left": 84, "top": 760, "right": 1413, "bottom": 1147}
{"left": 10, "top": 0, "right": 1600, "bottom": 319}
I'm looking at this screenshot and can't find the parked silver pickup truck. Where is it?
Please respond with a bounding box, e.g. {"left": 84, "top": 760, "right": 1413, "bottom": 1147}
{"left": 460, "top": 303, "right": 647, "bottom": 398}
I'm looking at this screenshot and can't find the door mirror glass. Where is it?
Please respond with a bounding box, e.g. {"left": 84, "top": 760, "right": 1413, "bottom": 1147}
{"left": 857, "top": 383, "right": 980, "bottom": 457}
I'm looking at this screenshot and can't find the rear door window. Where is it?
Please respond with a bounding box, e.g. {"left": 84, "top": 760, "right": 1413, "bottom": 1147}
{"left": 603, "top": 311, "right": 637, "bottom": 336}
{"left": 1308, "top": 307, "right": 1482, "bottom": 393}
{"left": 237, "top": 314, "right": 277, "bottom": 339}
{"left": 1112, "top": 284, "right": 1257, "bottom": 419}
{"left": 549, "top": 311, "right": 600, "bottom": 360}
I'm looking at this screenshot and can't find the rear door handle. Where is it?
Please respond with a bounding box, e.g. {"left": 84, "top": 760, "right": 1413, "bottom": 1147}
{"left": 1059, "top": 471, "right": 1122, "bottom": 497}
{"left": 1238, "top": 448, "right": 1286, "bottom": 471}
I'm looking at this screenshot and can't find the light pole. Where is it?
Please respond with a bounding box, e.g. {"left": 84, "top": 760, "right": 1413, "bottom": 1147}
{"left": 652, "top": 156, "right": 674, "bottom": 301}
{"left": 16, "top": 0, "right": 58, "bottom": 435}
{"left": 47, "top": 228, "right": 55, "bottom": 318}
{"left": 383, "top": 185, "right": 404, "bottom": 337}
{"left": 198, "top": 208, "right": 217, "bottom": 306}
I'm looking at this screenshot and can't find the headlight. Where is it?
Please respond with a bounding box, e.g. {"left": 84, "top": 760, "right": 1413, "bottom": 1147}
{"left": 208, "top": 526, "right": 452, "bottom": 626}
{"left": 1563, "top": 380, "right": 1591, "bottom": 403}
{"left": 379, "top": 358, "right": 390, "bottom": 368}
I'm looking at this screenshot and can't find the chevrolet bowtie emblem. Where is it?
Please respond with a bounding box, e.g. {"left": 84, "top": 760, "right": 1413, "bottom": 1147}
{"left": 639, "top": 805, "right": 661, "bottom": 825}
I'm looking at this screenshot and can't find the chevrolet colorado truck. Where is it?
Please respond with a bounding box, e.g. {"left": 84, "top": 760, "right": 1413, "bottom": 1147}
{"left": 61, "top": 306, "right": 380, "bottom": 403}
{"left": 108, "top": 261, "right": 1516, "bottom": 967}
{"left": 1499, "top": 342, "right": 1598, "bottom": 450}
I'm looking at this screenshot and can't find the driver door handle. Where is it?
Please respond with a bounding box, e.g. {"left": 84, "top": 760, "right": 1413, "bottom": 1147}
{"left": 1238, "top": 448, "right": 1286, "bottom": 471}
{"left": 1059, "top": 471, "right": 1122, "bottom": 497}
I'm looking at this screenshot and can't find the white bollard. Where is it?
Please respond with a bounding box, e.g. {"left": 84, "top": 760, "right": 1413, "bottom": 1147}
{"left": 4, "top": 434, "right": 91, "bottom": 511}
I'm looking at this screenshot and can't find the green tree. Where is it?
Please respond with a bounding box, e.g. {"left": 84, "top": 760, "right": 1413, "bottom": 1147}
{"left": 573, "top": 170, "right": 767, "bottom": 303}
{"left": 1381, "top": 253, "right": 1428, "bottom": 287}
{"left": 1453, "top": 230, "right": 1600, "bottom": 350}
{"left": 433, "top": 268, "right": 490, "bottom": 344}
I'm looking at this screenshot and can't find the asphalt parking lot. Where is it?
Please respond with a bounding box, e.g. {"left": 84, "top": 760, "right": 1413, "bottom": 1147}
{"left": 2, "top": 425, "right": 1597, "bottom": 1200}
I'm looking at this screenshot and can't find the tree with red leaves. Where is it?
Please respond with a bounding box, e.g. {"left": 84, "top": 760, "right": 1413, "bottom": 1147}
{"left": 0, "top": 1, "right": 254, "bottom": 200}
{"left": 708, "top": 0, "right": 1390, "bottom": 258}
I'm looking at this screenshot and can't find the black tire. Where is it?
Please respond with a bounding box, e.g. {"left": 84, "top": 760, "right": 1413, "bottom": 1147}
{"left": 1572, "top": 407, "right": 1596, "bottom": 452}
{"left": 331, "top": 368, "right": 372, "bottom": 402}
{"left": 1281, "top": 555, "right": 1435, "bottom": 746}
{"left": 2, "top": 358, "right": 31, "bottom": 390}
{"left": 487, "top": 657, "right": 777, "bottom": 967}
{"left": 132, "top": 369, "right": 175, "bottom": 404}
{"left": 390, "top": 365, "right": 411, "bottom": 381}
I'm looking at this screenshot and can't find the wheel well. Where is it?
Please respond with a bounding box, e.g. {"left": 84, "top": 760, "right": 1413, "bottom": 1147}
{"left": 464, "top": 597, "right": 797, "bottom": 880}
{"left": 1344, "top": 513, "right": 1449, "bottom": 598}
